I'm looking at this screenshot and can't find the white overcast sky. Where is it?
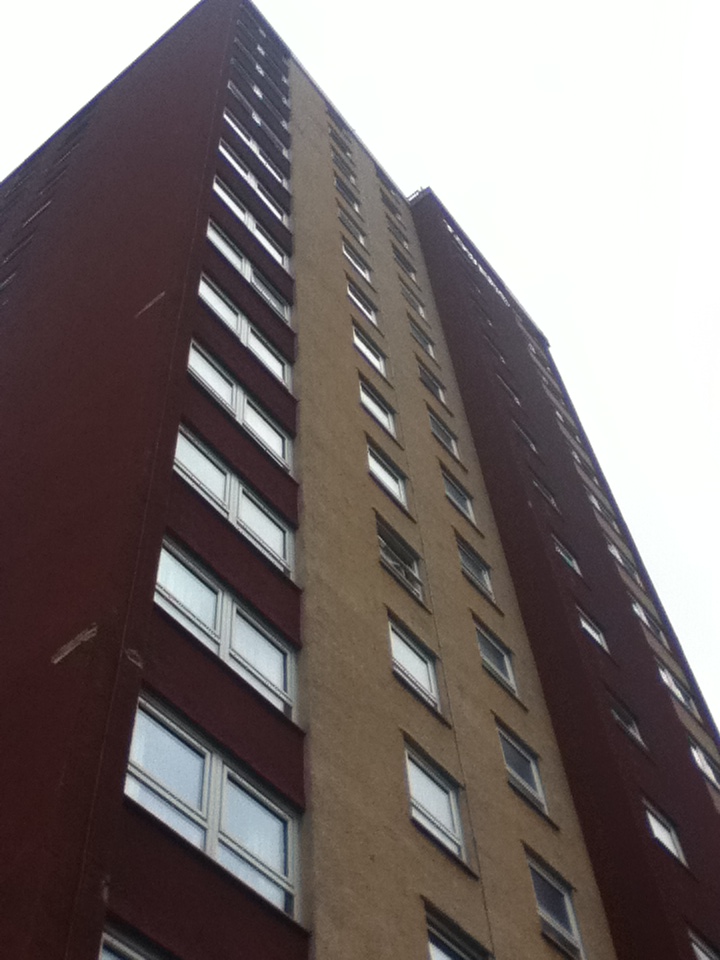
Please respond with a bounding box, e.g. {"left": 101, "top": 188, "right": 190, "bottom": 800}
{"left": 3, "top": 0, "right": 719, "bottom": 726}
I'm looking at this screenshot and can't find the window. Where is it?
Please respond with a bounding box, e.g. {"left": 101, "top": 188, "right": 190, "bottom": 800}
{"left": 498, "top": 727, "right": 546, "bottom": 810}
{"left": 218, "top": 140, "right": 288, "bottom": 224}
{"left": 410, "top": 319, "right": 435, "bottom": 357}
{"left": 631, "top": 600, "right": 667, "bottom": 645}
{"left": 338, "top": 206, "right": 366, "bottom": 246}
{"left": 353, "top": 325, "right": 386, "bottom": 375}
{"left": 645, "top": 802, "right": 686, "bottom": 862}
{"left": 332, "top": 150, "right": 356, "bottom": 184}
{"left": 101, "top": 932, "right": 158, "bottom": 960}
{"left": 347, "top": 279, "right": 378, "bottom": 324}
{"left": 528, "top": 860, "right": 584, "bottom": 958}
{"left": 443, "top": 471, "right": 473, "bottom": 520}
{"left": 577, "top": 608, "right": 608, "bottom": 651}
{"left": 173, "top": 431, "right": 293, "bottom": 571}
{"left": 532, "top": 477, "right": 558, "bottom": 510}
{"left": 587, "top": 491, "right": 620, "bottom": 531}
{"left": 476, "top": 625, "right": 516, "bottom": 691}
{"left": 611, "top": 699, "right": 645, "bottom": 745}
{"left": 198, "top": 276, "right": 289, "bottom": 385}
{"left": 222, "top": 108, "right": 288, "bottom": 186}
{"left": 691, "top": 933, "right": 720, "bottom": 960}
{"left": 419, "top": 363, "right": 446, "bottom": 403}
{"left": 368, "top": 444, "right": 407, "bottom": 505}
{"left": 227, "top": 81, "right": 289, "bottom": 158}
{"left": 360, "top": 380, "right": 395, "bottom": 434}
{"left": 378, "top": 521, "right": 423, "bottom": 601}
{"left": 188, "top": 343, "right": 291, "bottom": 467}
{"left": 429, "top": 410, "right": 459, "bottom": 456}
{"left": 658, "top": 663, "right": 699, "bottom": 716}
{"left": 552, "top": 536, "right": 581, "bottom": 575}
{"left": 155, "top": 544, "right": 294, "bottom": 711}
{"left": 393, "top": 245, "right": 417, "bottom": 281}
{"left": 513, "top": 421, "right": 538, "bottom": 454}
{"left": 126, "top": 700, "right": 296, "bottom": 911}
{"left": 389, "top": 619, "right": 438, "bottom": 707}
{"left": 335, "top": 175, "right": 360, "bottom": 212}
{"left": 381, "top": 191, "right": 403, "bottom": 220}
{"left": 406, "top": 749, "right": 463, "bottom": 856}
{"left": 497, "top": 375, "right": 521, "bottom": 406}
{"left": 212, "top": 177, "right": 288, "bottom": 268}
{"left": 400, "top": 281, "right": 425, "bottom": 317}
{"left": 386, "top": 216, "right": 410, "bottom": 249}
{"left": 427, "top": 916, "right": 490, "bottom": 960}
{"left": 457, "top": 538, "right": 493, "bottom": 598}
{"left": 342, "top": 241, "right": 371, "bottom": 281}
{"left": 607, "top": 540, "right": 642, "bottom": 584}
{"left": 206, "top": 221, "right": 291, "bottom": 322}
{"left": 329, "top": 125, "right": 352, "bottom": 158}
{"left": 690, "top": 741, "right": 720, "bottom": 790}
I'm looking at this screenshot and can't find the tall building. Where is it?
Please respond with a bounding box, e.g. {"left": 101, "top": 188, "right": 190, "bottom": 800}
{"left": 1, "top": 3, "right": 718, "bottom": 960}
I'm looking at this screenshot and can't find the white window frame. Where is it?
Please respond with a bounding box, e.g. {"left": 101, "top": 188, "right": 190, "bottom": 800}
{"left": 443, "top": 471, "right": 473, "bottom": 521}
{"left": 691, "top": 933, "right": 720, "bottom": 960}
{"left": 631, "top": 599, "right": 667, "bottom": 645}
{"left": 378, "top": 522, "right": 423, "bottom": 602}
{"left": 588, "top": 491, "right": 620, "bottom": 531}
{"left": 198, "top": 276, "right": 290, "bottom": 387}
{"left": 342, "top": 240, "right": 371, "bottom": 281}
{"left": 410, "top": 319, "right": 435, "bottom": 357}
{"left": 101, "top": 932, "right": 158, "bottom": 960}
{"left": 498, "top": 727, "right": 546, "bottom": 810}
{"left": 207, "top": 221, "right": 291, "bottom": 323}
{"left": 644, "top": 802, "right": 686, "bottom": 863}
{"left": 173, "top": 430, "right": 293, "bottom": 572}
{"left": 218, "top": 139, "right": 289, "bottom": 224}
{"left": 227, "top": 81, "right": 289, "bottom": 158}
{"left": 360, "top": 380, "right": 395, "bottom": 435}
{"left": 188, "top": 342, "right": 292, "bottom": 469}
{"left": 429, "top": 410, "right": 459, "bottom": 457}
{"left": 552, "top": 536, "right": 581, "bottom": 575}
{"left": 427, "top": 918, "right": 489, "bottom": 960}
{"left": 368, "top": 443, "right": 407, "bottom": 505}
{"left": 607, "top": 540, "right": 642, "bottom": 584}
{"left": 335, "top": 175, "right": 361, "bottom": 212}
{"left": 457, "top": 538, "right": 493, "bottom": 598}
{"left": 213, "top": 177, "right": 289, "bottom": 269}
{"left": 125, "top": 699, "right": 297, "bottom": 911}
{"left": 389, "top": 618, "right": 439, "bottom": 707}
{"left": 658, "top": 662, "right": 699, "bottom": 717}
{"left": 476, "top": 624, "right": 516, "bottom": 691}
{"left": 400, "top": 280, "right": 425, "bottom": 317}
{"left": 610, "top": 699, "right": 645, "bottom": 746}
{"left": 690, "top": 741, "right": 720, "bottom": 790}
{"left": 347, "top": 279, "right": 378, "bottom": 324}
{"left": 419, "top": 363, "right": 446, "bottom": 403}
{"left": 528, "top": 859, "right": 585, "bottom": 959}
{"left": 155, "top": 543, "right": 295, "bottom": 712}
{"left": 405, "top": 749, "right": 463, "bottom": 857}
{"left": 338, "top": 207, "right": 366, "bottom": 247}
{"left": 352, "top": 325, "right": 386, "bottom": 375}
{"left": 497, "top": 374, "right": 522, "bottom": 406}
{"left": 222, "top": 107, "right": 288, "bottom": 186}
{"left": 577, "top": 608, "right": 608, "bottom": 651}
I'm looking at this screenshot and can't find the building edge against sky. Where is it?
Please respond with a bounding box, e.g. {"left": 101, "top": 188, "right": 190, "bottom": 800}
{"left": 0, "top": 2, "right": 719, "bottom": 960}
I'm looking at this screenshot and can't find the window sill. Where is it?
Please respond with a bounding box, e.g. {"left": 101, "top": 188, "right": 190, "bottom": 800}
{"left": 462, "top": 573, "right": 504, "bottom": 616}
{"left": 392, "top": 669, "right": 451, "bottom": 727}
{"left": 380, "top": 559, "right": 431, "bottom": 612}
{"left": 507, "top": 779, "right": 558, "bottom": 830}
{"left": 483, "top": 664, "right": 527, "bottom": 709}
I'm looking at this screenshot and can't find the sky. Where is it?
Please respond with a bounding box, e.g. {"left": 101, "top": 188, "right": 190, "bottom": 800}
{"left": 3, "top": 0, "right": 719, "bottom": 726}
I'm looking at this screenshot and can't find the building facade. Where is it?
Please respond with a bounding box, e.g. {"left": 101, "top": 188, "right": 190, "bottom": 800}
{"left": 0, "top": 3, "right": 718, "bottom": 960}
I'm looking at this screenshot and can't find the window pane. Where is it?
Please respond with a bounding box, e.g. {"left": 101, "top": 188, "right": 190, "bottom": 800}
{"left": 360, "top": 383, "right": 394, "bottom": 432}
{"left": 157, "top": 550, "right": 218, "bottom": 630}
{"left": 199, "top": 276, "right": 239, "bottom": 331}
{"left": 232, "top": 610, "right": 287, "bottom": 691}
{"left": 500, "top": 735, "right": 536, "bottom": 788}
{"left": 248, "top": 328, "right": 286, "bottom": 381}
{"left": 391, "top": 625, "right": 436, "bottom": 701}
{"left": 530, "top": 868, "right": 572, "bottom": 931}
{"left": 222, "top": 777, "right": 287, "bottom": 874}
{"left": 175, "top": 433, "right": 228, "bottom": 501}
{"left": 240, "top": 493, "right": 287, "bottom": 558}
{"left": 207, "top": 221, "right": 246, "bottom": 274}
{"left": 353, "top": 327, "right": 385, "bottom": 373}
{"left": 408, "top": 758, "right": 454, "bottom": 831}
{"left": 189, "top": 347, "right": 234, "bottom": 406}
{"left": 478, "top": 631, "right": 511, "bottom": 680}
{"left": 368, "top": 448, "right": 405, "bottom": 502}
{"left": 217, "top": 842, "right": 286, "bottom": 908}
{"left": 130, "top": 709, "right": 206, "bottom": 811}
{"left": 125, "top": 776, "right": 206, "bottom": 848}
{"left": 244, "top": 401, "right": 286, "bottom": 459}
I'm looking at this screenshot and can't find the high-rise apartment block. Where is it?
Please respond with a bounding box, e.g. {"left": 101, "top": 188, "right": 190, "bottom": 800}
{"left": 1, "top": 3, "right": 718, "bottom": 960}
